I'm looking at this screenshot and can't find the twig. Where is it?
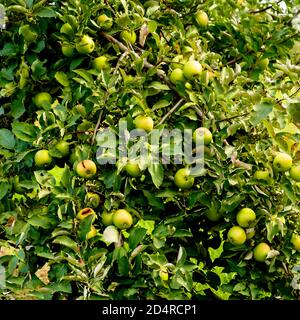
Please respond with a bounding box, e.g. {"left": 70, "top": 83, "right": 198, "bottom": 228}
{"left": 249, "top": 5, "right": 273, "bottom": 14}
{"left": 92, "top": 109, "right": 103, "bottom": 144}
{"left": 157, "top": 99, "right": 185, "bottom": 126}
{"left": 192, "top": 105, "right": 204, "bottom": 119}
{"left": 113, "top": 51, "right": 129, "bottom": 75}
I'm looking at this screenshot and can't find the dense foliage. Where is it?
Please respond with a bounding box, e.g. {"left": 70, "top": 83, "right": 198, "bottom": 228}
{"left": 0, "top": 0, "right": 300, "bottom": 300}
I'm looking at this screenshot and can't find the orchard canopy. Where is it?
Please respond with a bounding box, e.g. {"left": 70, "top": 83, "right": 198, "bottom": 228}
{"left": 0, "top": 0, "right": 300, "bottom": 300}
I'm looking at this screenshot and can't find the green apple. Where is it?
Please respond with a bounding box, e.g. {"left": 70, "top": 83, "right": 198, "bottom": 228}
{"left": 169, "top": 68, "right": 185, "bottom": 84}
{"left": 236, "top": 208, "right": 256, "bottom": 228}
{"left": 291, "top": 234, "right": 300, "bottom": 250}
{"left": 60, "top": 23, "right": 74, "bottom": 38}
{"left": 101, "top": 211, "right": 114, "bottom": 226}
{"left": 75, "top": 35, "right": 95, "bottom": 54}
{"left": 258, "top": 58, "right": 269, "bottom": 69}
{"left": 195, "top": 11, "right": 209, "bottom": 27}
{"left": 227, "top": 226, "right": 246, "bottom": 245}
{"left": 174, "top": 168, "right": 194, "bottom": 189}
{"left": 133, "top": 115, "right": 154, "bottom": 132}
{"left": 254, "top": 170, "right": 270, "bottom": 181}
{"left": 120, "top": 30, "right": 136, "bottom": 45}
{"left": 112, "top": 209, "right": 133, "bottom": 229}
{"left": 92, "top": 56, "right": 109, "bottom": 71}
{"left": 86, "top": 225, "right": 97, "bottom": 240}
{"left": 253, "top": 242, "right": 271, "bottom": 262}
{"left": 34, "top": 149, "right": 52, "bottom": 167}
{"left": 273, "top": 152, "right": 293, "bottom": 172}
{"left": 205, "top": 208, "right": 222, "bottom": 222}
{"left": 77, "top": 207, "right": 96, "bottom": 221}
{"left": 76, "top": 160, "right": 97, "bottom": 178}
{"left": 193, "top": 127, "right": 212, "bottom": 145}
{"left": 19, "top": 25, "right": 38, "bottom": 42}
{"left": 34, "top": 92, "right": 52, "bottom": 109}
{"left": 86, "top": 192, "right": 101, "bottom": 208}
{"left": 61, "top": 43, "right": 75, "bottom": 57}
{"left": 54, "top": 140, "right": 70, "bottom": 157}
{"left": 183, "top": 60, "right": 202, "bottom": 79}
{"left": 124, "top": 160, "right": 141, "bottom": 177}
{"left": 97, "top": 14, "right": 113, "bottom": 29}
{"left": 290, "top": 165, "right": 300, "bottom": 182}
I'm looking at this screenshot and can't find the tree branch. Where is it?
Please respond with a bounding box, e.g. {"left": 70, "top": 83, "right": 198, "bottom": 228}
{"left": 157, "top": 99, "right": 185, "bottom": 126}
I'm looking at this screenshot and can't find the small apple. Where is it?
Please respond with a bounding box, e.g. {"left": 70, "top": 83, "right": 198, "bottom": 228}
{"left": 193, "top": 127, "right": 212, "bottom": 145}
{"left": 291, "top": 234, "right": 300, "bottom": 250}
{"left": 124, "top": 160, "right": 141, "bottom": 177}
{"left": 236, "top": 208, "right": 256, "bottom": 228}
{"left": 258, "top": 58, "right": 269, "bottom": 69}
{"left": 54, "top": 140, "right": 70, "bottom": 157}
{"left": 92, "top": 56, "right": 109, "bottom": 71}
{"left": 120, "top": 30, "right": 137, "bottom": 45}
{"left": 77, "top": 207, "right": 96, "bottom": 221}
{"left": 86, "top": 225, "right": 97, "bottom": 240}
{"left": 273, "top": 152, "right": 293, "bottom": 172}
{"left": 254, "top": 170, "right": 270, "bottom": 181}
{"left": 97, "top": 14, "right": 113, "bottom": 29}
{"left": 60, "top": 23, "right": 74, "bottom": 38}
{"left": 34, "top": 149, "right": 52, "bottom": 167}
{"left": 133, "top": 115, "right": 154, "bottom": 132}
{"left": 290, "top": 165, "right": 300, "bottom": 182}
{"left": 159, "top": 269, "right": 169, "bottom": 281}
{"left": 195, "top": 11, "right": 209, "bottom": 27}
{"left": 253, "top": 242, "right": 271, "bottom": 262}
{"left": 174, "top": 168, "right": 194, "bottom": 189}
{"left": 19, "top": 25, "right": 38, "bottom": 42}
{"left": 205, "top": 208, "right": 222, "bottom": 222}
{"left": 76, "top": 160, "right": 97, "bottom": 178}
{"left": 227, "top": 226, "right": 246, "bottom": 245}
{"left": 183, "top": 60, "right": 202, "bottom": 79}
{"left": 101, "top": 211, "right": 114, "bottom": 226}
{"left": 61, "top": 43, "right": 75, "bottom": 57}
{"left": 75, "top": 35, "right": 95, "bottom": 54}
{"left": 112, "top": 209, "right": 133, "bottom": 229}
{"left": 169, "top": 68, "right": 185, "bottom": 84}
{"left": 34, "top": 92, "right": 52, "bottom": 109}
{"left": 86, "top": 192, "right": 101, "bottom": 208}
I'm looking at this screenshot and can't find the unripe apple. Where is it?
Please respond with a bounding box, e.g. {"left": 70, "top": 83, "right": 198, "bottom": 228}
{"left": 195, "top": 11, "right": 209, "bottom": 27}
{"left": 169, "top": 68, "right": 185, "bottom": 84}
{"left": 254, "top": 170, "right": 270, "bottom": 181}
{"left": 290, "top": 165, "right": 300, "bottom": 182}
{"left": 193, "top": 127, "right": 212, "bottom": 145}
{"left": 101, "top": 211, "right": 114, "bottom": 226}
{"left": 77, "top": 207, "right": 96, "bottom": 221}
{"left": 97, "top": 14, "right": 113, "bottom": 29}
{"left": 86, "top": 225, "right": 97, "bottom": 240}
{"left": 34, "top": 92, "right": 52, "bottom": 109}
{"left": 76, "top": 160, "right": 97, "bottom": 178}
{"left": 61, "top": 43, "right": 75, "bottom": 57}
{"left": 205, "top": 208, "right": 222, "bottom": 222}
{"left": 174, "top": 168, "right": 194, "bottom": 189}
{"left": 273, "top": 152, "right": 293, "bottom": 172}
{"left": 86, "top": 192, "right": 101, "bottom": 208}
{"left": 159, "top": 269, "right": 169, "bottom": 281}
{"left": 236, "top": 208, "right": 256, "bottom": 228}
{"left": 112, "top": 209, "right": 133, "bottom": 229}
{"left": 120, "top": 30, "right": 136, "bottom": 45}
{"left": 183, "top": 60, "right": 202, "bottom": 79}
{"left": 253, "top": 243, "right": 271, "bottom": 262}
{"left": 133, "top": 115, "right": 154, "bottom": 132}
{"left": 34, "top": 149, "right": 52, "bottom": 167}
{"left": 92, "top": 56, "right": 109, "bottom": 71}
{"left": 54, "top": 140, "right": 70, "bottom": 157}
{"left": 291, "top": 234, "right": 300, "bottom": 250}
{"left": 227, "top": 226, "right": 246, "bottom": 245}
{"left": 124, "top": 160, "right": 141, "bottom": 177}
{"left": 75, "top": 35, "right": 95, "bottom": 54}
{"left": 60, "top": 23, "right": 74, "bottom": 38}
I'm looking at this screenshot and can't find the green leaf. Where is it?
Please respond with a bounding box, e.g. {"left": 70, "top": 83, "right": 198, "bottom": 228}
{"left": 12, "top": 122, "right": 38, "bottom": 143}
{"left": 129, "top": 227, "right": 147, "bottom": 250}
{"left": 288, "top": 102, "right": 300, "bottom": 123}
{"left": 53, "top": 236, "right": 79, "bottom": 252}
{"left": 208, "top": 241, "right": 224, "bottom": 263}
{"left": 0, "top": 129, "right": 15, "bottom": 149}
{"left": 148, "top": 163, "right": 164, "bottom": 188}
{"left": 250, "top": 102, "right": 273, "bottom": 126}
{"left": 28, "top": 215, "right": 56, "bottom": 229}
{"left": 55, "top": 71, "right": 70, "bottom": 87}
{"left": 35, "top": 7, "right": 56, "bottom": 17}
{"left": 0, "top": 182, "right": 10, "bottom": 200}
